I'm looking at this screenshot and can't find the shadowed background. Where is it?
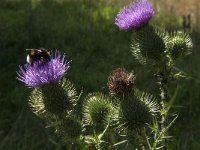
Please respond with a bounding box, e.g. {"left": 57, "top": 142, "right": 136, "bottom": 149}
{"left": 0, "top": 0, "right": 200, "bottom": 149}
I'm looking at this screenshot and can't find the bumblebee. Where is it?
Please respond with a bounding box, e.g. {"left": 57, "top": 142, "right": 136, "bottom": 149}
{"left": 26, "top": 48, "right": 51, "bottom": 66}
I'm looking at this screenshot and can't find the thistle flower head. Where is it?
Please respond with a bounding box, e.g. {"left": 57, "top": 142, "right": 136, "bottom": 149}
{"left": 108, "top": 68, "right": 136, "bottom": 96}
{"left": 29, "top": 78, "right": 77, "bottom": 116}
{"left": 83, "top": 93, "right": 115, "bottom": 126}
{"left": 131, "top": 26, "right": 168, "bottom": 64}
{"left": 17, "top": 51, "right": 70, "bottom": 88}
{"left": 115, "top": 0, "right": 154, "bottom": 31}
{"left": 168, "top": 31, "right": 193, "bottom": 61}
{"left": 117, "top": 89, "right": 159, "bottom": 132}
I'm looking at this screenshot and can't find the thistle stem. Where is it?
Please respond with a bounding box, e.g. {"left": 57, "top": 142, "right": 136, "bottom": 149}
{"left": 141, "top": 127, "right": 151, "bottom": 150}
{"left": 113, "top": 140, "right": 128, "bottom": 147}
{"left": 157, "top": 65, "right": 170, "bottom": 150}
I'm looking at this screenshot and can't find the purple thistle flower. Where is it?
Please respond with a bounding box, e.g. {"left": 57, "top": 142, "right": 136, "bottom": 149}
{"left": 115, "top": 0, "right": 154, "bottom": 31}
{"left": 17, "top": 52, "right": 70, "bottom": 88}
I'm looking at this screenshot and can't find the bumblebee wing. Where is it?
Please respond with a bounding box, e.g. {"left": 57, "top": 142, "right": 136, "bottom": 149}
{"left": 26, "top": 55, "right": 31, "bottom": 64}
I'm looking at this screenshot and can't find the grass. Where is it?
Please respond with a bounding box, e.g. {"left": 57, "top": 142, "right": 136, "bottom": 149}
{"left": 0, "top": 0, "right": 200, "bottom": 149}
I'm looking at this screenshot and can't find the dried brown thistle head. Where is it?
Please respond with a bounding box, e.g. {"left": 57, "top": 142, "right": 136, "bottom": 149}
{"left": 107, "top": 68, "right": 136, "bottom": 96}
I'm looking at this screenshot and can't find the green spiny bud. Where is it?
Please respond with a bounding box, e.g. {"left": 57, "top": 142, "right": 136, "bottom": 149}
{"left": 117, "top": 90, "right": 159, "bottom": 132}
{"left": 168, "top": 31, "right": 193, "bottom": 61}
{"left": 29, "top": 88, "right": 45, "bottom": 116}
{"left": 131, "top": 25, "right": 168, "bottom": 64}
{"left": 83, "top": 93, "right": 116, "bottom": 127}
{"left": 126, "top": 130, "right": 142, "bottom": 149}
{"left": 29, "top": 78, "right": 77, "bottom": 116}
{"left": 120, "top": 98, "right": 152, "bottom": 130}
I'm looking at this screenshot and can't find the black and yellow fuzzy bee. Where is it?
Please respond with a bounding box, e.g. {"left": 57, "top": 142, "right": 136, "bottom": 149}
{"left": 26, "top": 48, "right": 51, "bottom": 66}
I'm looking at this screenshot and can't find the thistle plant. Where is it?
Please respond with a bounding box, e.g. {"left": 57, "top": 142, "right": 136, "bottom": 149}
{"left": 115, "top": 0, "right": 193, "bottom": 149}
{"left": 17, "top": 0, "right": 193, "bottom": 149}
{"left": 17, "top": 51, "right": 83, "bottom": 148}
{"left": 16, "top": 51, "right": 160, "bottom": 149}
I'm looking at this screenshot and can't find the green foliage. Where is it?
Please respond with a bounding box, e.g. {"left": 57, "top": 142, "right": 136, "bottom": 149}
{"left": 29, "top": 78, "right": 77, "bottom": 116}
{"left": 56, "top": 117, "right": 82, "bottom": 140}
{"left": 131, "top": 25, "right": 169, "bottom": 64}
{"left": 84, "top": 124, "right": 111, "bottom": 150}
{"left": 125, "top": 130, "right": 142, "bottom": 149}
{"left": 150, "top": 115, "right": 179, "bottom": 149}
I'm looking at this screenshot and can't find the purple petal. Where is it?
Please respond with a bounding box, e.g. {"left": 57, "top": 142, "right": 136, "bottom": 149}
{"left": 17, "top": 52, "right": 70, "bottom": 88}
{"left": 115, "top": 0, "right": 154, "bottom": 31}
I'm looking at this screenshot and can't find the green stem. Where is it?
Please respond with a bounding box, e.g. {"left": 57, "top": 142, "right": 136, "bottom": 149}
{"left": 158, "top": 66, "right": 170, "bottom": 150}
{"left": 141, "top": 128, "right": 152, "bottom": 150}
{"left": 113, "top": 140, "right": 128, "bottom": 147}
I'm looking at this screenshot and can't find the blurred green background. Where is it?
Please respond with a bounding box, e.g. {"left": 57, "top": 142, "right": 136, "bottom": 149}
{"left": 0, "top": 0, "right": 200, "bottom": 149}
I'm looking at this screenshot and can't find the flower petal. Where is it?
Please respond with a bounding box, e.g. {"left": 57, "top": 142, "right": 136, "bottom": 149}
{"left": 115, "top": 0, "right": 154, "bottom": 31}
{"left": 17, "top": 52, "right": 70, "bottom": 88}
